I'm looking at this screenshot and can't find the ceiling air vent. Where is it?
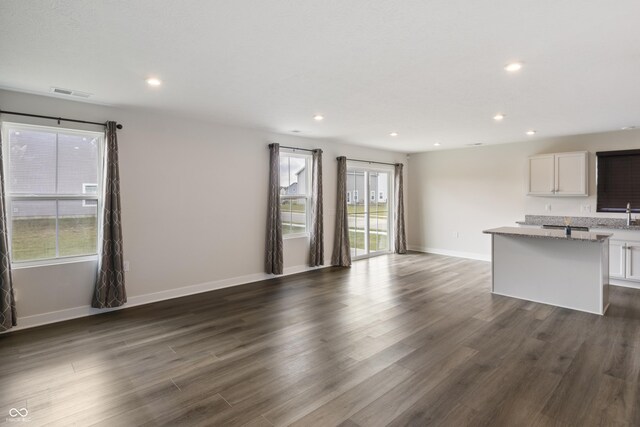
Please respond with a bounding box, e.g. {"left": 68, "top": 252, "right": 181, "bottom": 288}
{"left": 466, "top": 142, "right": 484, "bottom": 147}
{"left": 50, "top": 87, "right": 92, "bottom": 98}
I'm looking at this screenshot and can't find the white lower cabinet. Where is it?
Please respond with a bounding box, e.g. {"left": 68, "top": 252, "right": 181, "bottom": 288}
{"left": 610, "top": 240, "right": 626, "bottom": 279}
{"left": 610, "top": 239, "right": 640, "bottom": 282}
{"left": 626, "top": 242, "right": 640, "bottom": 281}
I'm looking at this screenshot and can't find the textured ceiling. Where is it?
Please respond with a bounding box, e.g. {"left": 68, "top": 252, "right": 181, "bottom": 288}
{"left": 1, "top": 0, "right": 639, "bottom": 152}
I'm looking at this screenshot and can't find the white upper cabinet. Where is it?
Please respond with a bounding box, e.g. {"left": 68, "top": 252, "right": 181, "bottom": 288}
{"left": 555, "top": 152, "right": 588, "bottom": 195}
{"left": 528, "top": 155, "right": 555, "bottom": 195}
{"left": 528, "top": 151, "right": 588, "bottom": 197}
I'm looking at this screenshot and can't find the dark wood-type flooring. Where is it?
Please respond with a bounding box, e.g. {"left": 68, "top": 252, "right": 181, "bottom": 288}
{"left": 2, "top": 253, "right": 640, "bottom": 426}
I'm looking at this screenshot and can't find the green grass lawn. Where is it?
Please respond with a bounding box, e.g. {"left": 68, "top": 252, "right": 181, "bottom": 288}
{"left": 348, "top": 203, "right": 389, "bottom": 219}
{"left": 283, "top": 202, "right": 389, "bottom": 216}
{"left": 281, "top": 198, "right": 307, "bottom": 211}
{"left": 349, "top": 229, "right": 388, "bottom": 252}
{"left": 11, "top": 217, "right": 97, "bottom": 261}
{"left": 282, "top": 223, "right": 306, "bottom": 235}
{"left": 289, "top": 202, "right": 306, "bottom": 213}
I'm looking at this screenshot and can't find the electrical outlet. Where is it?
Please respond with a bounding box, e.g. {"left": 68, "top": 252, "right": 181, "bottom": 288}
{"left": 123, "top": 261, "right": 130, "bottom": 272}
{"left": 453, "top": 231, "right": 460, "bottom": 238}
{"left": 545, "top": 204, "right": 552, "bottom": 212}
{"left": 583, "top": 204, "right": 591, "bottom": 213}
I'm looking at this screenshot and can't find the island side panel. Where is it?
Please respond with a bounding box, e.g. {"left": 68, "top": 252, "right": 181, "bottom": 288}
{"left": 492, "top": 234, "right": 605, "bottom": 315}
{"left": 491, "top": 235, "right": 495, "bottom": 293}
{"left": 601, "top": 239, "right": 610, "bottom": 313}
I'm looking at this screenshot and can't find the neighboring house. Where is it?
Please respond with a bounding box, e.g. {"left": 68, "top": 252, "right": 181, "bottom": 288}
{"left": 346, "top": 171, "right": 388, "bottom": 205}
{"left": 281, "top": 166, "right": 306, "bottom": 196}
{"left": 283, "top": 182, "right": 299, "bottom": 195}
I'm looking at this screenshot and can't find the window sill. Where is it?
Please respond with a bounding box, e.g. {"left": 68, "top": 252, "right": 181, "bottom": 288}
{"left": 12, "top": 254, "right": 99, "bottom": 270}
{"left": 283, "top": 233, "right": 310, "bottom": 240}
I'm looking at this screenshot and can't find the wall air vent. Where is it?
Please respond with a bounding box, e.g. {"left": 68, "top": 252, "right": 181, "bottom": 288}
{"left": 50, "top": 87, "right": 92, "bottom": 98}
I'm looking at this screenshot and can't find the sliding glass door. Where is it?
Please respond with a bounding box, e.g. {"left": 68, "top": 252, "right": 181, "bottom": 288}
{"left": 346, "top": 166, "right": 392, "bottom": 259}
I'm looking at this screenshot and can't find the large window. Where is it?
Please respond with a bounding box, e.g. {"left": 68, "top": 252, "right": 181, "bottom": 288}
{"left": 2, "top": 123, "right": 103, "bottom": 263}
{"left": 279, "top": 152, "right": 310, "bottom": 237}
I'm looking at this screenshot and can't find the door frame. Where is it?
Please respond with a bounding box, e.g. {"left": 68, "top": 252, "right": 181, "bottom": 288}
{"left": 346, "top": 162, "right": 395, "bottom": 260}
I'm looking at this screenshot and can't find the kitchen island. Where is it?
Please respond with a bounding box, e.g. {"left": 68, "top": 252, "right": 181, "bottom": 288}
{"left": 483, "top": 227, "right": 612, "bottom": 315}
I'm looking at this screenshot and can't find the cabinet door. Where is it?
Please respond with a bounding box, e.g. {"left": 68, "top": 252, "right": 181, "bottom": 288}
{"left": 626, "top": 242, "right": 640, "bottom": 282}
{"left": 555, "top": 152, "right": 588, "bottom": 196}
{"left": 528, "top": 155, "right": 555, "bottom": 195}
{"left": 609, "top": 240, "right": 626, "bottom": 279}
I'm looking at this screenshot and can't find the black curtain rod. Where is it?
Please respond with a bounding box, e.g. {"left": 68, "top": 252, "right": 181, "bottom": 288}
{"left": 340, "top": 157, "right": 397, "bottom": 166}
{"left": 269, "top": 143, "right": 315, "bottom": 153}
{"left": 0, "top": 110, "right": 123, "bottom": 130}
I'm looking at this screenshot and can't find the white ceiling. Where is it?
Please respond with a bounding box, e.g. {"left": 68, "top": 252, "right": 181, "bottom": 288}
{"left": 1, "top": 0, "right": 639, "bottom": 152}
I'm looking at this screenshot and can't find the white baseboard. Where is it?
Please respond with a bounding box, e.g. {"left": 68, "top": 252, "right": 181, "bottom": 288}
{"left": 7, "top": 264, "right": 329, "bottom": 333}
{"left": 409, "top": 245, "right": 491, "bottom": 262}
{"left": 610, "top": 279, "right": 640, "bottom": 290}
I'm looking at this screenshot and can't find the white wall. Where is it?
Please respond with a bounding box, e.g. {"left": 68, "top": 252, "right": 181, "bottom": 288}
{"left": 0, "top": 89, "right": 407, "bottom": 328}
{"left": 408, "top": 129, "right": 640, "bottom": 260}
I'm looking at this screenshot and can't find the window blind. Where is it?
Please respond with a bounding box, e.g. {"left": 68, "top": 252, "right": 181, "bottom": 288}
{"left": 596, "top": 149, "right": 640, "bottom": 213}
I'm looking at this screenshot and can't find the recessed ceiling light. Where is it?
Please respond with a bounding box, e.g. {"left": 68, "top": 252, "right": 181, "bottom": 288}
{"left": 74, "top": 146, "right": 80, "bottom": 150}
{"left": 526, "top": 130, "right": 536, "bottom": 136}
{"left": 504, "top": 62, "right": 523, "bottom": 72}
{"left": 390, "top": 132, "right": 399, "bottom": 137}
{"left": 14, "top": 131, "right": 20, "bottom": 136}
{"left": 622, "top": 126, "right": 636, "bottom": 130}
{"left": 146, "top": 77, "right": 162, "bottom": 87}
{"left": 433, "top": 142, "right": 441, "bottom": 146}
{"left": 493, "top": 113, "right": 505, "bottom": 121}
{"left": 313, "top": 114, "right": 324, "bottom": 121}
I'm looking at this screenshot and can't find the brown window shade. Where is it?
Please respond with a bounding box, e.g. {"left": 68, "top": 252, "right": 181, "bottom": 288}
{"left": 596, "top": 149, "right": 640, "bottom": 213}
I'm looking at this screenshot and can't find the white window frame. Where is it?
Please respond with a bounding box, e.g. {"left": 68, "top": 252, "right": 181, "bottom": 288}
{"left": 1, "top": 122, "right": 104, "bottom": 268}
{"left": 279, "top": 150, "right": 312, "bottom": 240}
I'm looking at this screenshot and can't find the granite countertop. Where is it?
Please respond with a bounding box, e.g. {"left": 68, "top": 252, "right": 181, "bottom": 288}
{"left": 516, "top": 215, "right": 640, "bottom": 231}
{"left": 483, "top": 226, "right": 613, "bottom": 242}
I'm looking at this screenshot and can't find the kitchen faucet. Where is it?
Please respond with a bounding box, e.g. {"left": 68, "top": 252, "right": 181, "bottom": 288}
{"left": 627, "top": 202, "right": 633, "bottom": 226}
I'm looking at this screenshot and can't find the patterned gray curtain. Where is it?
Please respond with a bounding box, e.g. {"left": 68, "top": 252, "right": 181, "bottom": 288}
{"left": 266, "top": 143, "right": 283, "bottom": 274}
{"left": 394, "top": 163, "right": 407, "bottom": 254}
{"left": 92, "top": 121, "right": 127, "bottom": 308}
{"left": 310, "top": 149, "right": 324, "bottom": 266}
{"left": 0, "top": 132, "right": 16, "bottom": 331}
{"left": 331, "top": 156, "right": 351, "bottom": 267}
